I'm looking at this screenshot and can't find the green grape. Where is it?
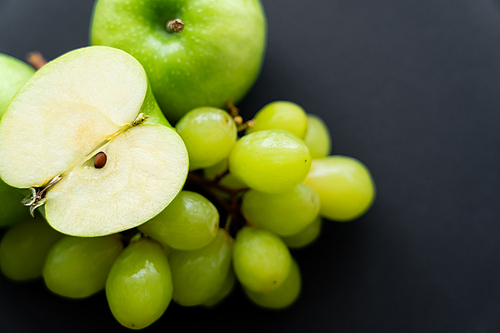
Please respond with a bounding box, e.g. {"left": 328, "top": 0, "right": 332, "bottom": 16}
{"left": 169, "top": 229, "right": 233, "bottom": 306}
{"left": 303, "top": 114, "right": 331, "bottom": 159}
{"left": 203, "top": 269, "right": 235, "bottom": 307}
{"left": 0, "top": 184, "right": 32, "bottom": 228}
{"left": 176, "top": 107, "right": 237, "bottom": 170}
{"left": 0, "top": 217, "right": 62, "bottom": 281}
{"left": 203, "top": 159, "right": 229, "bottom": 180}
{"left": 219, "top": 172, "right": 247, "bottom": 189}
{"left": 229, "top": 130, "right": 311, "bottom": 193}
{"left": 241, "top": 184, "right": 320, "bottom": 236}
{"left": 203, "top": 162, "right": 247, "bottom": 201}
{"left": 139, "top": 191, "right": 218, "bottom": 250}
{"left": 304, "top": 155, "right": 376, "bottom": 221}
{"left": 244, "top": 258, "right": 301, "bottom": 309}
{"left": 106, "top": 238, "right": 172, "bottom": 330}
{"left": 282, "top": 216, "right": 322, "bottom": 249}
{"left": 233, "top": 227, "right": 291, "bottom": 293}
{"left": 43, "top": 234, "right": 123, "bottom": 298}
{"left": 219, "top": 173, "right": 247, "bottom": 191}
{"left": 246, "top": 101, "right": 308, "bottom": 139}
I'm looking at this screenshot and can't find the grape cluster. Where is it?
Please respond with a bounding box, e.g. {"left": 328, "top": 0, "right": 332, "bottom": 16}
{"left": 0, "top": 101, "right": 376, "bottom": 330}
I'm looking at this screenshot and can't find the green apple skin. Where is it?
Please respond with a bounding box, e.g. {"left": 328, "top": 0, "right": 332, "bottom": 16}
{"left": 0, "top": 54, "right": 35, "bottom": 117}
{"left": 0, "top": 54, "right": 35, "bottom": 227}
{"left": 90, "top": 0, "right": 267, "bottom": 122}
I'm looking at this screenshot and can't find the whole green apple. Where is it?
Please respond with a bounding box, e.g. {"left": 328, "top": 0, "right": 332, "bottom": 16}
{"left": 0, "top": 54, "right": 35, "bottom": 227}
{"left": 90, "top": 0, "right": 266, "bottom": 122}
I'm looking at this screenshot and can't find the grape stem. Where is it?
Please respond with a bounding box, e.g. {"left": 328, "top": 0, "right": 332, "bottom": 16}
{"left": 227, "top": 100, "right": 255, "bottom": 132}
{"left": 224, "top": 215, "right": 233, "bottom": 232}
{"left": 187, "top": 172, "right": 246, "bottom": 197}
{"left": 187, "top": 171, "right": 248, "bottom": 236}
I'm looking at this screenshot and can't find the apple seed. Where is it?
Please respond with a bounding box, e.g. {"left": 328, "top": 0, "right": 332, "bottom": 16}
{"left": 94, "top": 152, "right": 107, "bottom": 169}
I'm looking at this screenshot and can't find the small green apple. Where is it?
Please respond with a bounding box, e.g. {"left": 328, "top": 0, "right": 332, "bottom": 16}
{"left": 0, "top": 46, "right": 189, "bottom": 236}
{"left": 90, "top": 0, "right": 267, "bottom": 122}
{"left": 0, "top": 54, "right": 35, "bottom": 227}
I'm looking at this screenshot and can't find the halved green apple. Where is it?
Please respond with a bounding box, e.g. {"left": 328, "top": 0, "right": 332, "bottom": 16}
{"left": 0, "top": 46, "right": 189, "bottom": 236}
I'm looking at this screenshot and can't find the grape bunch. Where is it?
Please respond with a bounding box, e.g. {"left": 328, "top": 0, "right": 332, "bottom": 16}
{"left": 0, "top": 100, "right": 376, "bottom": 330}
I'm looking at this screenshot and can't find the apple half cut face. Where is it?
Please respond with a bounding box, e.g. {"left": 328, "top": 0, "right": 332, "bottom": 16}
{"left": 0, "top": 46, "right": 189, "bottom": 237}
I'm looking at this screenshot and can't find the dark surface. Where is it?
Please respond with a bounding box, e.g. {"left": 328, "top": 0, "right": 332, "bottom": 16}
{"left": 1, "top": 0, "right": 500, "bottom": 332}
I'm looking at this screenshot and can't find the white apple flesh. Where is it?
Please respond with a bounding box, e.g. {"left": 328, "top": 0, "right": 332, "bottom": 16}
{"left": 0, "top": 46, "right": 189, "bottom": 236}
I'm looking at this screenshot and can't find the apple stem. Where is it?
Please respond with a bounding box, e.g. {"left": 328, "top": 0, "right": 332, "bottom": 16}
{"left": 26, "top": 51, "right": 47, "bottom": 70}
{"left": 166, "top": 19, "right": 184, "bottom": 33}
{"left": 132, "top": 113, "right": 150, "bottom": 126}
{"left": 22, "top": 175, "right": 62, "bottom": 216}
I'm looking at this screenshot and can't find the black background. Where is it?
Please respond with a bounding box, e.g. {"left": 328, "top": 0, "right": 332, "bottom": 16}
{"left": 1, "top": 0, "right": 500, "bottom": 332}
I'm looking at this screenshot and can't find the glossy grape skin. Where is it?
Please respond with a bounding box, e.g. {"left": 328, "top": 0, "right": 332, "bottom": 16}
{"left": 106, "top": 238, "right": 172, "bottom": 330}
{"left": 43, "top": 234, "right": 123, "bottom": 298}
{"left": 0, "top": 218, "right": 62, "bottom": 281}
{"left": 233, "top": 227, "right": 291, "bottom": 293}
{"left": 176, "top": 107, "right": 237, "bottom": 170}
{"left": 241, "top": 184, "right": 320, "bottom": 236}
{"left": 246, "top": 101, "right": 307, "bottom": 139}
{"left": 244, "top": 258, "right": 301, "bottom": 309}
{"left": 304, "top": 156, "right": 376, "bottom": 221}
{"left": 139, "top": 191, "right": 219, "bottom": 250}
{"left": 303, "top": 114, "right": 332, "bottom": 159}
{"left": 169, "top": 229, "right": 233, "bottom": 306}
{"left": 229, "top": 130, "right": 311, "bottom": 193}
{"left": 203, "top": 269, "right": 235, "bottom": 307}
{"left": 282, "top": 216, "right": 322, "bottom": 249}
